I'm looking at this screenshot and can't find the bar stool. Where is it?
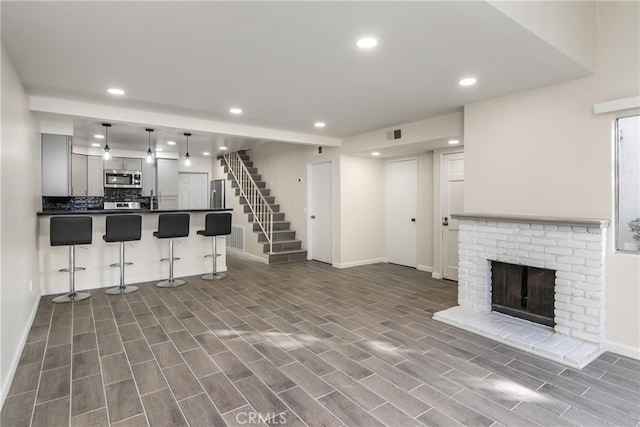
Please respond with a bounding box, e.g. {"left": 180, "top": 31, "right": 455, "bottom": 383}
{"left": 103, "top": 215, "right": 142, "bottom": 295}
{"left": 154, "top": 213, "right": 190, "bottom": 288}
{"left": 198, "top": 213, "right": 232, "bottom": 280}
{"left": 50, "top": 216, "right": 93, "bottom": 303}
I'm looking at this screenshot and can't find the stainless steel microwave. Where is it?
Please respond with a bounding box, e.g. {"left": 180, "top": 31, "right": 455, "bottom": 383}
{"left": 104, "top": 170, "right": 142, "bottom": 189}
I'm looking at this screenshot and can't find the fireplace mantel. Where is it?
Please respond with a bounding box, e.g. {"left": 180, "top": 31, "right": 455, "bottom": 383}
{"left": 451, "top": 213, "right": 609, "bottom": 229}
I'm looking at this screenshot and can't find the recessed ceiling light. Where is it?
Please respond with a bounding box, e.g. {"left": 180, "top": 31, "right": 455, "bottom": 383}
{"left": 202, "top": 152, "right": 210, "bottom": 156}
{"left": 448, "top": 139, "right": 460, "bottom": 145}
{"left": 230, "top": 107, "right": 242, "bottom": 114}
{"left": 94, "top": 134, "right": 104, "bottom": 139}
{"left": 167, "top": 141, "right": 176, "bottom": 145}
{"left": 107, "top": 88, "right": 125, "bottom": 95}
{"left": 357, "top": 37, "right": 378, "bottom": 49}
{"left": 91, "top": 143, "right": 100, "bottom": 147}
{"left": 314, "top": 122, "right": 326, "bottom": 128}
{"left": 155, "top": 148, "right": 163, "bottom": 152}
{"left": 220, "top": 146, "right": 228, "bottom": 150}
{"left": 371, "top": 152, "right": 380, "bottom": 156}
{"left": 459, "top": 77, "right": 477, "bottom": 86}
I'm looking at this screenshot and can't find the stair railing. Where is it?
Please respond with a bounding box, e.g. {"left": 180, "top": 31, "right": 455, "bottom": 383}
{"left": 223, "top": 152, "right": 274, "bottom": 253}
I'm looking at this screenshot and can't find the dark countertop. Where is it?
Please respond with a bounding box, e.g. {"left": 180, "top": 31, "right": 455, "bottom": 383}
{"left": 37, "top": 208, "right": 232, "bottom": 216}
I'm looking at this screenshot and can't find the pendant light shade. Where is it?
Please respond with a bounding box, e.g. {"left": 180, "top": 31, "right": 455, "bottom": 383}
{"left": 102, "top": 123, "right": 111, "bottom": 160}
{"left": 184, "top": 132, "right": 191, "bottom": 166}
{"left": 145, "top": 128, "right": 154, "bottom": 163}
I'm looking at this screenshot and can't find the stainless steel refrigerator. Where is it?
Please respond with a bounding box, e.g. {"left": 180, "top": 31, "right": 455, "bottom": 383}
{"left": 210, "top": 179, "right": 225, "bottom": 209}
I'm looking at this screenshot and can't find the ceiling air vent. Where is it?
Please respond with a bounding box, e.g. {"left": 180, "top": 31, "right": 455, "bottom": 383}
{"left": 386, "top": 129, "right": 402, "bottom": 140}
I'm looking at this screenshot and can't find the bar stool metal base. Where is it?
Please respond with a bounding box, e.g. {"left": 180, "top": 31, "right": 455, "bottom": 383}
{"left": 53, "top": 245, "right": 91, "bottom": 304}
{"left": 105, "top": 285, "right": 139, "bottom": 295}
{"left": 202, "top": 272, "right": 226, "bottom": 280}
{"left": 105, "top": 241, "right": 139, "bottom": 296}
{"left": 58, "top": 267, "right": 86, "bottom": 273}
{"left": 52, "top": 291, "right": 91, "bottom": 304}
{"left": 156, "top": 278, "right": 185, "bottom": 288}
{"left": 202, "top": 236, "right": 226, "bottom": 281}
{"left": 109, "top": 262, "right": 133, "bottom": 268}
{"left": 156, "top": 238, "right": 185, "bottom": 288}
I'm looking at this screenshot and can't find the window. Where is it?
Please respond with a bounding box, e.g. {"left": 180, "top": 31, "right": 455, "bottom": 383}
{"left": 616, "top": 114, "right": 640, "bottom": 252}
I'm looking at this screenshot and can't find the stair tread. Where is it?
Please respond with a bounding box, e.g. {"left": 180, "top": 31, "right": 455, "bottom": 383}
{"left": 262, "top": 239, "right": 301, "bottom": 244}
{"left": 255, "top": 230, "right": 295, "bottom": 234}
{"left": 251, "top": 221, "right": 291, "bottom": 226}
{"left": 265, "top": 249, "right": 307, "bottom": 255}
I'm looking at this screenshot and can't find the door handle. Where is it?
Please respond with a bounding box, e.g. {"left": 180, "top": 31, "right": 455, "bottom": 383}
{"left": 411, "top": 218, "right": 416, "bottom": 222}
{"left": 443, "top": 217, "right": 449, "bottom": 226}
{"left": 310, "top": 215, "right": 316, "bottom": 219}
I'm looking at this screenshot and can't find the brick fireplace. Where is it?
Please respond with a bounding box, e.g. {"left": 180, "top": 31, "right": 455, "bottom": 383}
{"left": 434, "top": 213, "right": 609, "bottom": 368}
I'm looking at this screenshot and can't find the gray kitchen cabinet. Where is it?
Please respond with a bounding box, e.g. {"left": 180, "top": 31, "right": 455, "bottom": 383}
{"left": 87, "top": 156, "right": 104, "bottom": 196}
{"left": 123, "top": 157, "right": 142, "bottom": 171}
{"left": 103, "top": 156, "right": 124, "bottom": 170}
{"left": 103, "top": 157, "right": 142, "bottom": 171}
{"left": 142, "top": 160, "right": 156, "bottom": 197}
{"left": 42, "top": 134, "right": 71, "bottom": 196}
{"left": 156, "top": 158, "right": 178, "bottom": 209}
{"left": 71, "top": 153, "right": 88, "bottom": 196}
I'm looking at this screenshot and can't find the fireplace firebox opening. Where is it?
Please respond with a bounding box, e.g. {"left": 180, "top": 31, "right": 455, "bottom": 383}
{"left": 491, "top": 261, "right": 555, "bottom": 327}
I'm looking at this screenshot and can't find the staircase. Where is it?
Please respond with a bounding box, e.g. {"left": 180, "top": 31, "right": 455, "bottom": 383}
{"left": 221, "top": 151, "right": 308, "bottom": 264}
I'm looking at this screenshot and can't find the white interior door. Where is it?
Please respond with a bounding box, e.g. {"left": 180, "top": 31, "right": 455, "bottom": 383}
{"left": 442, "top": 152, "right": 464, "bottom": 281}
{"left": 309, "top": 162, "right": 332, "bottom": 264}
{"left": 178, "top": 173, "right": 208, "bottom": 209}
{"left": 386, "top": 159, "right": 417, "bottom": 267}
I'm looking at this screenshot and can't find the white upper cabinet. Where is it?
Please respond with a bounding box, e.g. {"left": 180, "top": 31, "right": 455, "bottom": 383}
{"left": 87, "top": 156, "right": 104, "bottom": 196}
{"left": 156, "top": 158, "right": 179, "bottom": 209}
{"left": 142, "top": 160, "right": 156, "bottom": 197}
{"left": 42, "top": 134, "right": 71, "bottom": 196}
{"left": 71, "top": 154, "right": 88, "bottom": 196}
{"left": 103, "top": 156, "right": 124, "bottom": 170}
{"left": 123, "top": 157, "right": 142, "bottom": 171}
{"left": 103, "top": 157, "right": 142, "bottom": 171}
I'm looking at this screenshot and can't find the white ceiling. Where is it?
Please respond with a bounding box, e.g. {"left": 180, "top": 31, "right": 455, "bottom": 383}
{"left": 1, "top": 1, "right": 590, "bottom": 144}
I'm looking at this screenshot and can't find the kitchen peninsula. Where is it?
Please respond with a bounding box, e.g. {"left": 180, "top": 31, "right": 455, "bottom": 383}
{"left": 37, "top": 208, "right": 232, "bottom": 296}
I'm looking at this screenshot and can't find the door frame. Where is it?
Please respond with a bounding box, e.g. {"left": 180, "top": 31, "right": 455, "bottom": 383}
{"left": 307, "top": 160, "right": 334, "bottom": 263}
{"left": 437, "top": 150, "right": 464, "bottom": 280}
{"left": 385, "top": 156, "right": 419, "bottom": 268}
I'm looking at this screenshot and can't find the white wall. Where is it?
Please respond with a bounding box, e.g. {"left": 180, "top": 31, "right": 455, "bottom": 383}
{"left": 463, "top": 2, "right": 640, "bottom": 356}
{"left": 1, "top": 44, "right": 42, "bottom": 406}
{"left": 341, "top": 112, "right": 463, "bottom": 154}
{"left": 178, "top": 155, "right": 213, "bottom": 178}
{"left": 338, "top": 155, "right": 386, "bottom": 266}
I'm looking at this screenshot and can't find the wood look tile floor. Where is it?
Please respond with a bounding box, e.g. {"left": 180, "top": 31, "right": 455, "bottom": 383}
{"left": 2, "top": 255, "right": 639, "bottom": 427}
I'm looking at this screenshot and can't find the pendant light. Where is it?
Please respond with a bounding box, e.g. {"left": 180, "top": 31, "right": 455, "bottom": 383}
{"left": 184, "top": 132, "right": 191, "bottom": 166}
{"left": 102, "top": 123, "right": 111, "bottom": 160}
{"left": 145, "top": 128, "right": 154, "bottom": 163}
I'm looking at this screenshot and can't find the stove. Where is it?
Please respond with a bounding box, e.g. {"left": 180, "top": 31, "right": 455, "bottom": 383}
{"left": 104, "top": 201, "right": 141, "bottom": 210}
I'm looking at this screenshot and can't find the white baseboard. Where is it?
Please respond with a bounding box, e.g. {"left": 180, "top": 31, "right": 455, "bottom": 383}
{"left": 41, "top": 266, "right": 228, "bottom": 296}
{"left": 226, "top": 247, "right": 268, "bottom": 264}
{"left": 432, "top": 272, "right": 442, "bottom": 279}
{"left": 333, "top": 258, "right": 386, "bottom": 269}
{"left": 417, "top": 265, "right": 433, "bottom": 273}
{"left": 1, "top": 291, "right": 41, "bottom": 408}
{"left": 606, "top": 340, "right": 640, "bottom": 360}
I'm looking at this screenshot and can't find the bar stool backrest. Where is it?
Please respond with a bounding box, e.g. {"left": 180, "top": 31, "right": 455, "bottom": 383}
{"left": 157, "top": 214, "right": 190, "bottom": 238}
{"left": 50, "top": 216, "right": 93, "bottom": 246}
{"left": 203, "top": 213, "right": 232, "bottom": 236}
{"left": 104, "top": 215, "right": 142, "bottom": 242}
